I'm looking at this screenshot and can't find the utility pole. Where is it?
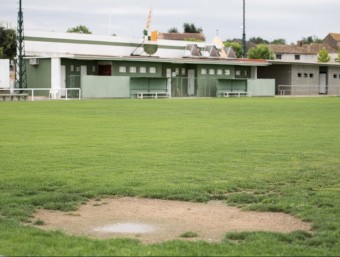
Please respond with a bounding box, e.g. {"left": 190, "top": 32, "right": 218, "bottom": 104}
{"left": 16, "top": 0, "right": 27, "bottom": 90}
{"left": 242, "top": 0, "right": 247, "bottom": 58}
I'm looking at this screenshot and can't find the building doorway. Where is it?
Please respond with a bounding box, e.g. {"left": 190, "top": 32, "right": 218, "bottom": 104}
{"left": 188, "top": 69, "right": 195, "bottom": 96}
{"left": 319, "top": 66, "right": 328, "bottom": 94}
{"left": 98, "top": 65, "right": 112, "bottom": 76}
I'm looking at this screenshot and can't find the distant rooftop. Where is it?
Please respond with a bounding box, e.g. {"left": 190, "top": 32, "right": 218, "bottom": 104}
{"left": 327, "top": 33, "right": 340, "bottom": 42}
{"left": 270, "top": 43, "right": 337, "bottom": 55}
{"left": 158, "top": 33, "right": 206, "bottom": 42}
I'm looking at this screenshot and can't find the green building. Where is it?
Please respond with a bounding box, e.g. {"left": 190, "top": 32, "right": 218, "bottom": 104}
{"left": 24, "top": 31, "right": 275, "bottom": 99}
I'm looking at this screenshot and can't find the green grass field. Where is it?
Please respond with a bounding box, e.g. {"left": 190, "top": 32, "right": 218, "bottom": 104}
{"left": 0, "top": 97, "right": 340, "bottom": 256}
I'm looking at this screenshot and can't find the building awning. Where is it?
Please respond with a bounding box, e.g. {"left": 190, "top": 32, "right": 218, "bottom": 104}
{"left": 65, "top": 54, "right": 270, "bottom": 67}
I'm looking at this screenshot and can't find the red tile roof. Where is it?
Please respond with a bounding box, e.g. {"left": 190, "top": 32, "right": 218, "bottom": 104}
{"left": 270, "top": 44, "right": 337, "bottom": 54}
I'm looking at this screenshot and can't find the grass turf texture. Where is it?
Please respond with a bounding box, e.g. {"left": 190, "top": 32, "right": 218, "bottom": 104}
{"left": 0, "top": 97, "right": 339, "bottom": 256}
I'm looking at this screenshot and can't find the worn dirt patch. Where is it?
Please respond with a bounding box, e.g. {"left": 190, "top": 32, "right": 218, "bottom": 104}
{"left": 32, "top": 197, "right": 311, "bottom": 244}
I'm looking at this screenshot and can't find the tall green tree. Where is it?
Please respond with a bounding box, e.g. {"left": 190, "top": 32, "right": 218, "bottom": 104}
{"left": 247, "top": 44, "right": 274, "bottom": 60}
{"left": 336, "top": 47, "right": 340, "bottom": 63}
{"left": 0, "top": 27, "right": 17, "bottom": 59}
{"left": 301, "top": 35, "right": 322, "bottom": 44}
{"left": 183, "top": 23, "right": 203, "bottom": 33}
{"left": 168, "top": 27, "right": 178, "bottom": 33}
{"left": 248, "top": 37, "right": 269, "bottom": 45}
{"left": 67, "top": 25, "right": 92, "bottom": 34}
{"left": 271, "top": 38, "right": 286, "bottom": 45}
{"left": 318, "top": 47, "right": 331, "bottom": 63}
{"left": 224, "top": 42, "right": 242, "bottom": 58}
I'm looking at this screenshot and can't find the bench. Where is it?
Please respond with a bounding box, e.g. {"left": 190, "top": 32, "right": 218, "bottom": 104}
{"left": 0, "top": 93, "right": 29, "bottom": 101}
{"left": 222, "top": 92, "right": 251, "bottom": 98}
{"left": 137, "top": 92, "right": 170, "bottom": 99}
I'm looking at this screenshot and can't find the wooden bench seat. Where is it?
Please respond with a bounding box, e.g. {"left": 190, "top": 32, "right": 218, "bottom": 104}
{"left": 0, "top": 93, "right": 29, "bottom": 101}
{"left": 222, "top": 92, "right": 251, "bottom": 98}
{"left": 137, "top": 92, "right": 170, "bottom": 99}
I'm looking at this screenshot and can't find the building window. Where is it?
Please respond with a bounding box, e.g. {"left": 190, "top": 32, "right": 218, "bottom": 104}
{"left": 295, "top": 55, "right": 300, "bottom": 60}
{"left": 149, "top": 67, "right": 157, "bottom": 74}
{"left": 140, "top": 67, "right": 147, "bottom": 73}
{"left": 76, "top": 67, "right": 81, "bottom": 72}
{"left": 310, "top": 73, "right": 314, "bottom": 78}
{"left": 209, "top": 69, "right": 215, "bottom": 75}
{"left": 339, "top": 74, "right": 340, "bottom": 79}
{"left": 70, "top": 65, "right": 74, "bottom": 72}
{"left": 182, "top": 68, "right": 186, "bottom": 75}
{"left": 175, "top": 68, "right": 179, "bottom": 75}
{"left": 304, "top": 73, "right": 308, "bottom": 78}
{"left": 244, "top": 70, "right": 248, "bottom": 76}
{"left": 217, "top": 69, "right": 223, "bottom": 75}
{"left": 129, "top": 67, "right": 137, "bottom": 73}
{"left": 236, "top": 70, "right": 241, "bottom": 76}
{"left": 276, "top": 54, "right": 282, "bottom": 60}
{"left": 201, "top": 69, "right": 207, "bottom": 75}
{"left": 298, "top": 73, "right": 302, "bottom": 78}
{"left": 334, "top": 74, "right": 337, "bottom": 79}
{"left": 92, "top": 66, "right": 96, "bottom": 73}
{"left": 225, "top": 69, "right": 231, "bottom": 76}
{"left": 119, "top": 66, "right": 127, "bottom": 73}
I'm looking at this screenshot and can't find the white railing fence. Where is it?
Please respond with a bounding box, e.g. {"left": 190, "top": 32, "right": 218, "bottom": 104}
{"left": 278, "top": 85, "right": 340, "bottom": 96}
{"left": 0, "top": 88, "right": 82, "bottom": 101}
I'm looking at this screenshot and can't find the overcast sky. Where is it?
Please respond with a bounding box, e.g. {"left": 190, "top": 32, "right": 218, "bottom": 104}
{"left": 1, "top": 0, "right": 340, "bottom": 43}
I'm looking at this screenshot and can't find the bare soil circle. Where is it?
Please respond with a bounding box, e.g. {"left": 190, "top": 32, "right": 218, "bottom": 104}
{"left": 32, "top": 197, "right": 311, "bottom": 244}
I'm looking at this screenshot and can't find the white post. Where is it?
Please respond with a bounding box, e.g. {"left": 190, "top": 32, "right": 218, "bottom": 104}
{"left": 166, "top": 69, "right": 172, "bottom": 97}
{"left": 51, "top": 58, "right": 61, "bottom": 98}
{"left": 251, "top": 66, "right": 257, "bottom": 79}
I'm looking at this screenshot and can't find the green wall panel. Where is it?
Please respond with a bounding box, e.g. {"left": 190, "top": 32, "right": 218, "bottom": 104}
{"left": 26, "top": 58, "right": 51, "bottom": 96}
{"left": 247, "top": 79, "right": 275, "bottom": 96}
{"left": 81, "top": 76, "right": 130, "bottom": 98}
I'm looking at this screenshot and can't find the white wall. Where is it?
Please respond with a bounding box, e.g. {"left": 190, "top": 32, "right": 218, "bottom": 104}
{"left": 279, "top": 53, "right": 339, "bottom": 64}
{"left": 0, "top": 59, "right": 10, "bottom": 88}
{"left": 24, "top": 31, "right": 208, "bottom": 59}
{"left": 247, "top": 79, "right": 275, "bottom": 96}
{"left": 51, "top": 58, "right": 61, "bottom": 90}
{"left": 281, "top": 54, "right": 317, "bottom": 63}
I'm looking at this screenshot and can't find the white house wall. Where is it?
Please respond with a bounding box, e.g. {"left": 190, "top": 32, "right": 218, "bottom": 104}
{"left": 0, "top": 59, "right": 10, "bottom": 88}
{"left": 281, "top": 54, "right": 317, "bottom": 63}
{"left": 279, "top": 53, "right": 339, "bottom": 64}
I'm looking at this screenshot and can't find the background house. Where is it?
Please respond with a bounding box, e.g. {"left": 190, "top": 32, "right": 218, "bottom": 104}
{"left": 323, "top": 33, "right": 340, "bottom": 50}
{"left": 257, "top": 35, "right": 340, "bottom": 96}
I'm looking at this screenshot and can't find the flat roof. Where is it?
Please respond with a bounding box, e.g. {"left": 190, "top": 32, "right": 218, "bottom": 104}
{"left": 66, "top": 54, "right": 270, "bottom": 67}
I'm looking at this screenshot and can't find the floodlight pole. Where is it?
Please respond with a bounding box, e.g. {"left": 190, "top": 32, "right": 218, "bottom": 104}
{"left": 16, "top": 0, "right": 27, "bottom": 90}
{"left": 242, "top": 0, "right": 247, "bottom": 58}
